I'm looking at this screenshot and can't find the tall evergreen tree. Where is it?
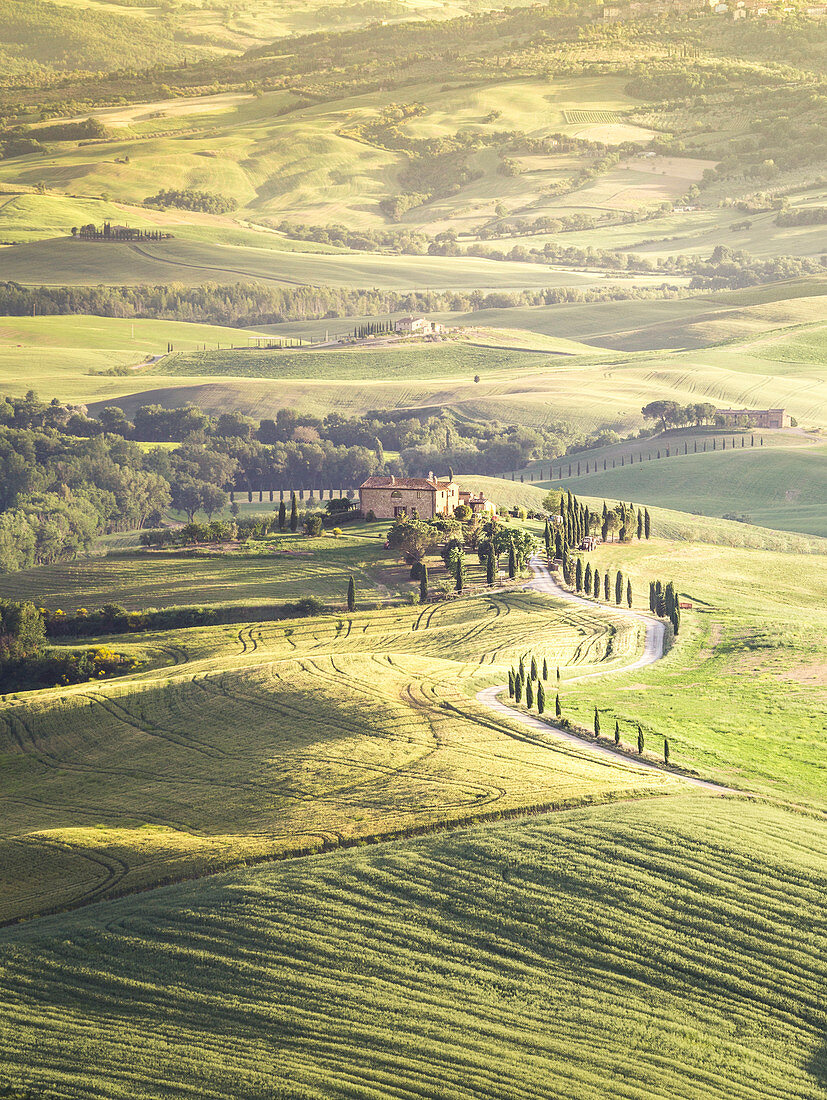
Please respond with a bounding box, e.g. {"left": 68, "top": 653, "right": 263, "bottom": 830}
{"left": 594, "top": 707, "right": 600, "bottom": 737}
{"left": 637, "top": 726, "right": 644, "bottom": 755}
{"left": 544, "top": 518, "right": 551, "bottom": 556}
{"left": 537, "top": 682, "right": 545, "bottom": 714}
{"left": 347, "top": 575, "right": 356, "bottom": 612}
{"left": 584, "top": 561, "right": 592, "bottom": 593}
{"left": 649, "top": 580, "right": 656, "bottom": 613}
{"left": 542, "top": 657, "right": 548, "bottom": 680}
{"left": 530, "top": 656, "right": 538, "bottom": 680}
{"left": 604, "top": 573, "right": 610, "bottom": 601}
{"left": 455, "top": 553, "right": 464, "bottom": 592}
{"left": 556, "top": 666, "right": 561, "bottom": 682}
{"left": 614, "top": 719, "right": 620, "bottom": 745}
{"left": 525, "top": 679, "right": 534, "bottom": 708}
{"left": 644, "top": 508, "right": 651, "bottom": 539}
{"left": 486, "top": 549, "right": 495, "bottom": 586}
{"left": 636, "top": 508, "right": 643, "bottom": 539}
{"left": 515, "top": 674, "right": 523, "bottom": 704}
{"left": 555, "top": 693, "right": 562, "bottom": 718}
{"left": 593, "top": 568, "right": 600, "bottom": 599}
{"left": 575, "top": 557, "right": 583, "bottom": 592}
{"left": 289, "top": 492, "right": 298, "bottom": 532}
{"left": 420, "top": 562, "right": 429, "bottom": 603}
{"left": 278, "top": 500, "right": 286, "bottom": 530}
{"left": 508, "top": 669, "right": 515, "bottom": 698}
{"left": 508, "top": 543, "right": 517, "bottom": 580}
{"left": 615, "top": 570, "right": 623, "bottom": 605}
{"left": 626, "top": 579, "right": 633, "bottom": 608}
{"left": 664, "top": 738, "right": 670, "bottom": 765}
{"left": 554, "top": 529, "right": 564, "bottom": 559}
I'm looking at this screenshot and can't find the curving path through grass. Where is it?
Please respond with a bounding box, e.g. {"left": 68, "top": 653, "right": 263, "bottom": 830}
{"left": 476, "top": 557, "right": 731, "bottom": 793}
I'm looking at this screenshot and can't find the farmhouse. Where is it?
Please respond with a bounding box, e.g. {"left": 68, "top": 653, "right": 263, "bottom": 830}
{"left": 458, "top": 490, "right": 496, "bottom": 516}
{"left": 394, "top": 316, "right": 444, "bottom": 336}
{"left": 359, "top": 474, "right": 495, "bottom": 520}
{"left": 718, "top": 407, "right": 791, "bottom": 428}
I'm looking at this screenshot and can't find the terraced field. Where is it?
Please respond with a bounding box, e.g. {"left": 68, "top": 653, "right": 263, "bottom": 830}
{"left": 0, "top": 795, "right": 824, "bottom": 1100}
{"left": 0, "top": 588, "right": 657, "bottom": 922}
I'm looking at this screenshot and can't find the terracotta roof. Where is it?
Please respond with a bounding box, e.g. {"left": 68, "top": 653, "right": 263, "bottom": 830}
{"left": 360, "top": 476, "right": 437, "bottom": 490}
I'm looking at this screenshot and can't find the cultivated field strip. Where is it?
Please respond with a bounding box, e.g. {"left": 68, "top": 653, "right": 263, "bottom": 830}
{"left": 0, "top": 592, "right": 660, "bottom": 923}
{"left": 0, "top": 796, "right": 823, "bottom": 1100}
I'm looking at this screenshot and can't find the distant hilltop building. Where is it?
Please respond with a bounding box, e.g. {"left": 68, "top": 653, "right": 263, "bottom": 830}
{"left": 394, "top": 316, "right": 445, "bottom": 336}
{"left": 718, "top": 408, "right": 790, "bottom": 428}
{"left": 73, "top": 222, "right": 173, "bottom": 242}
{"left": 359, "top": 473, "right": 495, "bottom": 520}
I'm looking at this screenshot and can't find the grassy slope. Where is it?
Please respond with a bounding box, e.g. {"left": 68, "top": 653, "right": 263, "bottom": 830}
{"left": 0, "top": 586, "right": 655, "bottom": 922}
{"left": 0, "top": 525, "right": 409, "bottom": 611}
{"left": 535, "top": 442, "right": 827, "bottom": 537}
{"left": 552, "top": 534, "right": 827, "bottom": 808}
{"left": 0, "top": 796, "right": 824, "bottom": 1100}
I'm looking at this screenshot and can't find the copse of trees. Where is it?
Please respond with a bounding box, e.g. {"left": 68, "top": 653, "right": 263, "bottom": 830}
{"left": 145, "top": 189, "right": 237, "bottom": 214}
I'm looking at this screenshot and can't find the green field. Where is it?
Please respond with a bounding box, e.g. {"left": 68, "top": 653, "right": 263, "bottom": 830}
{"left": 0, "top": 795, "right": 824, "bottom": 1100}
{"left": 535, "top": 442, "right": 827, "bottom": 537}
{"left": 555, "top": 534, "right": 827, "bottom": 808}
{"left": 0, "top": 526, "right": 410, "bottom": 611}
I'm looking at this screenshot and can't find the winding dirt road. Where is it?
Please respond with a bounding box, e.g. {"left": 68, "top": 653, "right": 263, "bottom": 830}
{"left": 476, "top": 557, "right": 730, "bottom": 793}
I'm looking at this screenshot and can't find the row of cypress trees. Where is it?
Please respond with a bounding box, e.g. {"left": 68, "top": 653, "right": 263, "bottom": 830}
{"left": 568, "top": 558, "right": 633, "bottom": 608}
{"left": 507, "top": 674, "right": 671, "bottom": 764}
{"left": 546, "top": 492, "right": 651, "bottom": 555}
{"left": 649, "top": 579, "right": 681, "bottom": 634}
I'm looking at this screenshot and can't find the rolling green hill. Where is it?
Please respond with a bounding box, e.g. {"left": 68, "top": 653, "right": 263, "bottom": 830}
{"left": 535, "top": 442, "right": 827, "bottom": 537}
{"left": 0, "top": 795, "right": 824, "bottom": 1100}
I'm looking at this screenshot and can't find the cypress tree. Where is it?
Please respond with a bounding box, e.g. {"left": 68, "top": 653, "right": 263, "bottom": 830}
{"left": 278, "top": 500, "right": 286, "bottom": 530}
{"left": 515, "top": 674, "right": 523, "bottom": 704}
{"left": 649, "top": 580, "right": 656, "bottom": 612}
{"left": 614, "top": 719, "right": 620, "bottom": 745}
{"left": 508, "top": 669, "right": 515, "bottom": 698}
{"left": 542, "top": 657, "right": 548, "bottom": 680}
{"left": 526, "top": 679, "right": 534, "bottom": 709}
{"left": 604, "top": 573, "right": 610, "bottom": 601}
{"left": 289, "top": 492, "right": 298, "bottom": 532}
{"left": 556, "top": 666, "right": 561, "bottom": 682}
{"left": 594, "top": 707, "right": 600, "bottom": 737}
{"left": 544, "top": 518, "right": 551, "bottom": 556}
{"left": 420, "top": 562, "right": 429, "bottom": 603}
{"left": 637, "top": 726, "right": 644, "bottom": 755}
{"left": 615, "top": 570, "right": 623, "bottom": 605}
{"left": 584, "top": 562, "right": 592, "bottom": 593}
{"left": 486, "top": 549, "right": 495, "bottom": 585}
{"left": 347, "top": 575, "right": 356, "bottom": 612}
{"left": 644, "top": 508, "right": 651, "bottom": 539}
{"left": 537, "top": 682, "right": 545, "bottom": 714}
{"left": 626, "top": 578, "right": 633, "bottom": 608}
{"left": 636, "top": 509, "right": 643, "bottom": 539}
{"left": 508, "top": 543, "right": 517, "bottom": 579}
{"left": 575, "top": 557, "right": 583, "bottom": 592}
{"left": 530, "top": 656, "right": 538, "bottom": 680}
{"left": 519, "top": 656, "right": 525, "bottom": 678}
{"left": 555, "top": 693, "right": 562, "bottom": 718}
{"left": 455, "top": 553, "right": 464, "bottom": 592}
{"left": 664, "top": 738, "right": 670, "bottom": 765}
{"left": 554, "top": 529, "right": 564, "bottom": 559}
{"left": 593, "top": 568, "right": 600, "bottom": 599}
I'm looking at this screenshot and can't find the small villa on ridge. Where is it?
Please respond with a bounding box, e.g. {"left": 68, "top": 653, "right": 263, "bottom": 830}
{"left": 359, "top": 474, "right": 495, "bottom": 520}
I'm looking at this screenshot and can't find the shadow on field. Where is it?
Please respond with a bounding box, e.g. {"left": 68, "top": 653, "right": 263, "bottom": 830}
{"left": 808, "top": 1041, "right": 827, "bottom": 1090}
